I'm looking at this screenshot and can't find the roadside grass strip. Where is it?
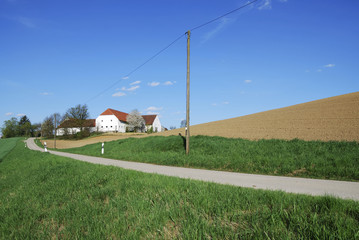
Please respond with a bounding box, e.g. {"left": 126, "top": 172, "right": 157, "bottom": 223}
{"left": 60, "top": 135, "right": 359, "bottom": 181}
{"left": 0, "top": 137, "right": 22, "bottom": 161}
{"left": 1, "top": 138, "right": 358, "bottom": 239}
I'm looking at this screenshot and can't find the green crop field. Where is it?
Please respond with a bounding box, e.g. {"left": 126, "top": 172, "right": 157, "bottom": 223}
{"left": 59, "top": 135, "right": 359, "bottom": 181}
{"left": 1, "top": 138, "right": 358, "bottom": 239}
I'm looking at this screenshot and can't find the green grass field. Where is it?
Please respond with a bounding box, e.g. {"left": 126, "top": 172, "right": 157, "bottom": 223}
{"left": 59, "top": 135, "right": 359, "bottom": 181}
{"left": 0, "top": 137, "right": 21, "bottom": 161}
{"left": 1, "top": 138, "right": 358, "bottom": 239}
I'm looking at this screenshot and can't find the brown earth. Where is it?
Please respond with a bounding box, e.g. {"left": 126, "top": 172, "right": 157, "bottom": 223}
{"left": 42, "top": 92, "right": 359, "bottom": 149}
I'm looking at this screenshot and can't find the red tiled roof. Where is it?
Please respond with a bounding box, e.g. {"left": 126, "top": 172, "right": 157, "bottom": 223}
{"left": 100, "top": 108, "right": 158, "bottom": 125}
{"left": 100, "top": 108, "right": 128, "bottom": 122}
{"left": 58, "top": 119, "right": 96, "bottom": 128}
{"left": 142, "top": 115, "right": 157, "bottom": 125}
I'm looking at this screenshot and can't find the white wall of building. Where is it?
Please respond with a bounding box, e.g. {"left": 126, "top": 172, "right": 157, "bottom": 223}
{"left": 96, "top": 115, "right": 127, "bottom": 133}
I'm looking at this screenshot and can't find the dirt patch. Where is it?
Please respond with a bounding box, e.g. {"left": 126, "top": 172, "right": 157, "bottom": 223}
{"left": 43, "top": 92, "right": 359, "bottom": 149}
{"left": 41, "top": 133, "right": 148, "bottom": 149}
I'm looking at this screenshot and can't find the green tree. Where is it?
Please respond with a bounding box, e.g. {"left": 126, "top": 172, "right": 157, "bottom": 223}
{"left": 18, "top": 115, "right": 32, "bottom": 137}
{"left": 1, "top": 117, "right": 19, "bottom": 138}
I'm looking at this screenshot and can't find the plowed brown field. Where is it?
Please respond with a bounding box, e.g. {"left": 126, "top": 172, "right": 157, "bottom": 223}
{"left": 43, "top": 92, "right": 359, "bottom": 149}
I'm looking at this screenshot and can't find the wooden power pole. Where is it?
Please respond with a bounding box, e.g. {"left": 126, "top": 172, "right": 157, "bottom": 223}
{"left": 186, "top": 31, "right": 191, "bottom": 155}
{"left": 54, "top": 114, "right": 56, "bottom": 149}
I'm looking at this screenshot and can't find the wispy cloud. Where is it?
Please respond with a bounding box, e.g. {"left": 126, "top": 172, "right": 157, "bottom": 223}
{"left": 202, "top": 17, "right": 233, "bottom": 43}
{"left": 112, "top": 92, "right": 126, "bottom": 97}
{"left": 163, "top": 81, "right": 176, "bottom": 86}
{"left": 5, "top": 112, "right": 13, "bottom": 116}
{"left": 17, "top": 113, "right": 26, "bottom": 117}
{"left": 122, "top": 76, "right": 129, "bottom": 80}
{"left": 148, "top": 82, "right": 160, "bottom": 87}
{"left": 130, "top": 80, "right": 141, "bottom": 85}
{"left": 146, "top": 106, "right": 163, "bottom": 111}
{"left": 16, "top": 16, "right": 36, "bottom": 28}
{"left": 324, "top": 63, "right": 335, "bottom": 68}
{"left": 244, "top": 79, "right": 252, "bottom": 83}
{"left": 40, "top": 92, "right": 52, "bottom": 96}
{"left": 258, "top": 0, "right": 272, "bottom": 10}
{"left": 122, "top": 85, "right": 140, "bottom": 91}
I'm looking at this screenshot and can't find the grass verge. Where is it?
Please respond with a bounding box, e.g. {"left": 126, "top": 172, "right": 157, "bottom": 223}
{"left": 1, "top": 138, "right": 358, "bottom": 239}
{"left": 59, "top": 135, "right": 359, "bottom": 181}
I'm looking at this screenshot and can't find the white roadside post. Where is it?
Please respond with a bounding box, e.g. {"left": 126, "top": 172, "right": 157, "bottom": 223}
{"left": 101, "top": 142, "right": 104, "bottom": 155}
{"left": 44, "top": 142, "right": 48, "bottom": 152}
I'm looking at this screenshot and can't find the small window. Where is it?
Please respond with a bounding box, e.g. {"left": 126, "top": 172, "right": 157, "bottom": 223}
{"left": 106, "top": 126, "right": 108, "bottom": 128}
{"left": 101, "top": 126, "right": 103, "bottom": 128}
{"left": 111, "top": 120, "right": 112, "bottom": 122}
{"left": 111, "top": 126, "right": 113, "bottom": 128}
{"left": 101, "top": 120, "right": 103, "bottom": 122}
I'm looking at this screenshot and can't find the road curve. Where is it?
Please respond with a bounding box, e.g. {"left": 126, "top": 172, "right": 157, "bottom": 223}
{"left": 26, "top": 138, "right": 359, "bottom": 201}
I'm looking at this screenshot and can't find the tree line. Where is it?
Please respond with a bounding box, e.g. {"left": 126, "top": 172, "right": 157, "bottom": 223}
{"left": 1, "top": 104, "right": 89, "bottom": 139}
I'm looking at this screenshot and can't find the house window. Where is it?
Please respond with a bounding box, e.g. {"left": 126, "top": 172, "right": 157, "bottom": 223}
{"left": 106, "top": 126, "right": 108, "bottom": 128}
{"left": 111, "top": 120, "right": 112, "bottom": 122}
{"left": 111, "top": 126, "right": 113, "bottom": 128}
{"left": 101, "top": 120, "right": 103, "bottom": 122}
{"left": 101, "top": 126, "right": 103, "bottom": 128}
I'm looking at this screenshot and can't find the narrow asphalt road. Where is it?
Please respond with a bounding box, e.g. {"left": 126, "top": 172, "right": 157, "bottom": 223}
{"left": 26, "top": 138, "right": 359, "bottom": 201}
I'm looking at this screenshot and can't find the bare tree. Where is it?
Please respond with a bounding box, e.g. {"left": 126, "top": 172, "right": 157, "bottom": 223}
{"left": 65, "top": 104, "right": 90, "bottom": 132}
{"left": 42, "top": 115, "right": 54, "bottom": 138}
{"left": 180, "top": 120, "right": 187, "bottom": 128}
{"left": 127, "top": 109, "right": 145, "bottom": 133}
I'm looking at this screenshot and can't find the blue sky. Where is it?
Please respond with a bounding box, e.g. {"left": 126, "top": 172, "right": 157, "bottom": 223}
{"left": 1, "top": 0, "right": 358, "bottom": 130}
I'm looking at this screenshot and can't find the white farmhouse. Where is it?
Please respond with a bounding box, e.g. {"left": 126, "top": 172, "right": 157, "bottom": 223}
{"left": 96, "top": 108, "right": 164, "bottom": 133}
{"left": 96, "top": 108, "right": 129, "bottom": 133}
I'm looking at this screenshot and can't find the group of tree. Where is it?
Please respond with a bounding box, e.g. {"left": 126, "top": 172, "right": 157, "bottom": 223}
{"left": 1, "top": 115, "right": 41, "bottom": 138}
{"left": 42, "top": 104, "right": 90, "bottom": 139}
{"left": 1, "top": 104, "right": 90, "bottom": 139}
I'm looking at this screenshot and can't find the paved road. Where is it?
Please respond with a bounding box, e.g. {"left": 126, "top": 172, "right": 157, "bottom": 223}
{"left": 26, "top": 138, "right": 359, "bottom": 201}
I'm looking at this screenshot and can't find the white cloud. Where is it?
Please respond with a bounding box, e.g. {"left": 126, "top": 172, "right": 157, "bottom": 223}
{"left": 148, "top": 82, "right": 160, "bottom": 87}
{"left": 146, "top": 106, "right": 163, "bottom": 111}
{"left": 244, "top": 79, "right": 252, "bottom": 83}
{"left": 146, "top": 111, "right": 160, "bottom": 115}
{"left": 5, "top": 112, "right": 13, "bottom": 116}
{"left": 40, "top": 92, "right": 52, "bottom": 96}
{"left": 202, "top": 17, "right": 232, "bottom": 43}
{"left": 223, "top": 101, "right": 230, "bottom": 105}
{"left": 130, "top": 81, "right": 141, "bottom": 85}
{"left": 112, "top": 92, "right": 126, "bottom": 97}
{"left": 163, "top": 81, "right": 176, "bottom": 86}
{"left": 258, "top": 0, "right": 272, "bottom": 10}
{"left": 317, "top": 69, "right": 322, "bottom": 72}
{"left": 324, "top": 64, "right": 335, "bottom": 68}
{"left": 122, "top": 76, "right": 129, "bottom": 80}
{"left": 17, "top": 113, "right": 25, "bottom": 117}
{"left": 122, "top": 85, "right": 140, "bottom": 91}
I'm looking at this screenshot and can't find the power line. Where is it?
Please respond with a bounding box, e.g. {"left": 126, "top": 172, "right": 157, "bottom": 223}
{"left": 85, "top": 33, "right": 185, "bottom": 104}
{"left": 190, "top": 0, "right": 259, "bottom": 32}
{"left": 85, "top": 0, "right": 258, "bottom": 103}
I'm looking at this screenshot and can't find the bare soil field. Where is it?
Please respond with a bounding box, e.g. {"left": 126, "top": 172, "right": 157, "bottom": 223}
{"left": 160, "top": 92, "right": 359, "bottom": 142}
{"left": 42, "top": 92, "right": 359, "bottom": 149}
{"left": 41, "top": 133, "right": 148, "bottom": 149}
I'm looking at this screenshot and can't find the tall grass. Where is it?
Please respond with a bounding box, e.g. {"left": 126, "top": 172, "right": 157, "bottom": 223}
{"left": 1, "top": 138, "right": 358, "bottom": 239}
{"left": 61, "top": 135, "right": 359, "bottom": 181}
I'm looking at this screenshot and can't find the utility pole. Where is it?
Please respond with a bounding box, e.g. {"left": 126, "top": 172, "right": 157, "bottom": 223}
{"left": 186, "top": 30, "right": 190, "bottom": 155}
{"left": 54, "top": 114, "right": 56, "bottom": 149}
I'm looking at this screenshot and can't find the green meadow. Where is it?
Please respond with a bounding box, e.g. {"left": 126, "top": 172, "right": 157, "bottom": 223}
{"left": 59, "top": 135, "right": 359, "bottom": 181}
{"left": 0, "top": 138, "right": 358, "bottom": 239}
